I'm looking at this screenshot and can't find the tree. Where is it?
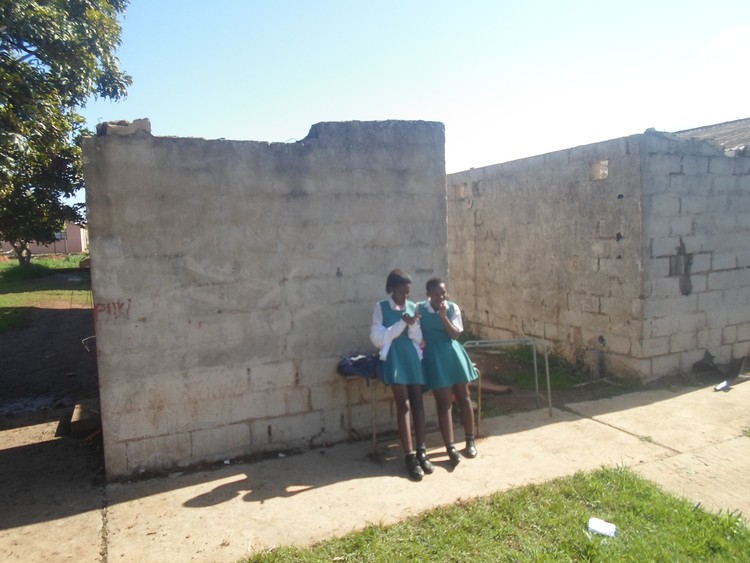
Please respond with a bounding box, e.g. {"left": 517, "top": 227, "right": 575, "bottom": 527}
{"left": 0, "top": 0, "right": 131, "bottom": 265}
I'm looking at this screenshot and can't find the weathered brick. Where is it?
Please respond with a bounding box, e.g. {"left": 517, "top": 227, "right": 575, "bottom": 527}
{"left": 697, "top": 327, "right": 723, "bottom": 349}
{"left": 642, "top": 336, "right": 670, "bottom": 357}
{"left": 125, "top": 432, "right": 192, "bottom": 473}
{"left": 284, "top": 386, "right": 312, "bottom": 415}
{"left": 644, "top": 153, "right": 682, "bottom": 177}
{"left": 669, "top": 174, "right": 709, "bottom": 195}
{"left": 737, "top": 322, "right": 750, "bottom": 342}
{"left": 690, "top": 252, "right": 711, "bottom": 273}
{"left": 669, "top": 216, "right": 694, "bottom": 236}
{"left": 681, "top": 155, "right": 709, "bottom": 175}
{"left": 698, "top": 290, "right": 725, "bottom": 311}
{"left": 670, "top": 332, "right": 697, "bottom": 353}
{"left": 647, "top": 193, "right": 681, "bottom": 216}
{"left": 650, "top": 353, "right": 681, "bottom": 377}
{"left": 603, "top": 333, "right": 632, "bottom": 355}
{"left": 192, "top": 423, "right": 251, "bottom": 459}
{"left": 722, "top": 324, "right": 737, "bottom": 344}
{"left": 247, "top": 361, "right": 296, "bottom": 391}
{"left": 731, "top": 340, "right": 750, "bottom": 359}
{"left": 650, "top": 236, "right": 681, "bottom": 258}
{"left": 708, "top": 270, "right": 747, "bottom": 291}
{"left": 643, "top": 295, "right": 697, "bottom": 317}
{"left": 708, "top": 157, "right": 735, "bottom": 175}
{"left": 250, "top": 411, "right": 323, "bottom": 446}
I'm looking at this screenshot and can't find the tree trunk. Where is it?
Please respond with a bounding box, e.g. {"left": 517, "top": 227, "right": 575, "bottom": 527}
{"left": 12, "top": 242, "right": 32, "bottom": 266}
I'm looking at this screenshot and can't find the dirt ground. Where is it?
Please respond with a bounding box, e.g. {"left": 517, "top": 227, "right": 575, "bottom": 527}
{"left": 0, "top": 272, "right": 105, "bottom": 533}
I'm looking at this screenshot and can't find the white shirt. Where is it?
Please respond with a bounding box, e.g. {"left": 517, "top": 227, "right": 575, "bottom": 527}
{"left": 370, "top": 297, "right": 423, "bottom": 361}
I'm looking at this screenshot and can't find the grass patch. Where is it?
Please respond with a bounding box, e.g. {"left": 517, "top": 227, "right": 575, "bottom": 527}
{"left": 473, "top": 345, "right": 643, "bottom": 418}
{"left": 0, "top": 254, "right": 91, "bottom": 332}
{"left": 479, "top": 346, "right": 585, "bottom": 391}
{"left": 243, "top": 467, "right": 750, "bottom": 562}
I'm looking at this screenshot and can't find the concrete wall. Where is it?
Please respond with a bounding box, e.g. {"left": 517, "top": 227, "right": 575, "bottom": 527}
{"left": 639, "top": 132, "right": 750, "bottom": 380}
{"left": 82, "top": 120, "right": 447, "bottom": 478}
{"left": 447, "top": 132, "right": 750, "bottom": 381}
{"left": 448, "top": 137, "right": 644, "bottom": 374}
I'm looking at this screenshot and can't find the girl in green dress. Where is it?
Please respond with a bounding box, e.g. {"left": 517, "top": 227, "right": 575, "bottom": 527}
{"left": 370, "top": 269, "right": 433, "bottom": 481}
{"left": 418, "top": 277, "right": 479, "bottom": 464}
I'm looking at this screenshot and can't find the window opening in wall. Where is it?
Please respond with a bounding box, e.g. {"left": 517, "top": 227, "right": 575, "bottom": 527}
{"left": 590, "top": 159, "right": 609, "bottom": 180}
{"left": 669, "top": 252, "right": 692, "bottom": 277}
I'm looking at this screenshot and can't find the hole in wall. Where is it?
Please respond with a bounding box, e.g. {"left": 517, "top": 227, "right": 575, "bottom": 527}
{"left": 617, "top": 193, "right": 624, "bottom": 199}
{"left": 669, "top": 239, "right": 693, "bottom": 296}
{"left": 615, "top": 232, "right": 623, "bottom": 241}
{"left": 590, "top": 159, "right": 609, "bottom": 180}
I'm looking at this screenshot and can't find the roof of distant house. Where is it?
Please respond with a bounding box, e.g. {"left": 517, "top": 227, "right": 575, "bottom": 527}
{"left": 671, "top": 117, "right": 750, "bottom": 152}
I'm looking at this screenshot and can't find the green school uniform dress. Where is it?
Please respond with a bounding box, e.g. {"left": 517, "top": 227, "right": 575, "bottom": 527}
{"left": 418, "top": 301, "right": 478, "bottom": 391}
{"left": 378, "top": 300, "right": 425, "bottom": 386}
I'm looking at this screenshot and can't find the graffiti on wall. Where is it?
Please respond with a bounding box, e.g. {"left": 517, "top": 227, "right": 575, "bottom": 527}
{"left": 94, "top": 299, "right": 132, "bottom": 321}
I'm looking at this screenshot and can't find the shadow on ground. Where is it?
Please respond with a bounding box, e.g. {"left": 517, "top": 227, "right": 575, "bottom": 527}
{"left": 1, "top": 306, "right": 735, "bottom": 530}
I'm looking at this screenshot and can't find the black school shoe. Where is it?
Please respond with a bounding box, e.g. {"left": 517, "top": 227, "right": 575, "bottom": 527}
{"left": 447, "top": 446, "right": 464, "bottom": 466}
{"left": 465, "top": 438, "right": 478, "bottom": 458}
{"left": 416, "top": 449, "right": 434, "bottom": 474}
{"left": 405, "top": 453, "right": 424, "bottom": 481}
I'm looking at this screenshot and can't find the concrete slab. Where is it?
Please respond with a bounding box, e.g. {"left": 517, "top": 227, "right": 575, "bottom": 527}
{"left": 564, "top": 383, "right": 749, "bottom": 453}
{"left": 636, "top": 437, "right": 750, "bottom": 518}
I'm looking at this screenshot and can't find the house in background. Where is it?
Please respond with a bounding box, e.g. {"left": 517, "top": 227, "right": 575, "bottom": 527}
{"left": 1, "top": 222, "right": 89, "bottom": 255}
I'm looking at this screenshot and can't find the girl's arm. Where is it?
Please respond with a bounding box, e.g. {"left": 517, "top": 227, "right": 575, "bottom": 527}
{"left": 439, "top": 301, "right": 463, "bottom": 340}
{"left": 370, "top": 303, "right": 407, "bottom": 358}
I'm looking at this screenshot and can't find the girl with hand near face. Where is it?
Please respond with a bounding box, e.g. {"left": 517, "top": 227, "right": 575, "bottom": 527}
{"left": 418, "top": 277, "right": 479, "bottom": 465}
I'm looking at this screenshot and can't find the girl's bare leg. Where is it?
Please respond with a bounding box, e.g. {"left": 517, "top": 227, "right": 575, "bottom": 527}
{"left": 432, "top": 387, "right": 455, "bottom": 446}
{"left": 407, "top": 384, "right": 426, "bottom": 446}
{"left": 391, "top": 384, "right": 413, "bottom": 452}
{"left": 453, "top": 383, "right": 475, "bottom": 438}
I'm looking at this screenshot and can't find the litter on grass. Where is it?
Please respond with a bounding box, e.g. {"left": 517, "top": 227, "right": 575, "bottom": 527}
{"left": 588, "top": 517, "right": 617, "bottom": 537}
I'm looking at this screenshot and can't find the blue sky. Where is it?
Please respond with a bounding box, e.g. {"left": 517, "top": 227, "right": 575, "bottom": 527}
{"left": 81, "top": 0, "right": 750, "bottom": 174}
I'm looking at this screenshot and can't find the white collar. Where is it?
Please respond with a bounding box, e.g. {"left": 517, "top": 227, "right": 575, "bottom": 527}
{"left": 425, "top": 300, "right": 442, "bottom": 313}
{"left": 388, "top": 297, "right": 406, "bottom": 310}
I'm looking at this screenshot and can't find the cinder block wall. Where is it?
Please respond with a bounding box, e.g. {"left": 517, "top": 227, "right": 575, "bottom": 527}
{"left": 83, "top": 120, "right": 447, "bottom": 478}
{"left": 447, "top": 137, "right": 644, "bottom": 376}
{"left": 447, "top": 132, "right": 750, "bottom": 381}
{"left": 639, "top": 132, "right": 750, "bottom": 380}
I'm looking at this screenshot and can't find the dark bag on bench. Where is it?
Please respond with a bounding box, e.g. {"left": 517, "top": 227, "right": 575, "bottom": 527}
{"left": 337, "top": 354, "right": 382, "bottom": 380}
